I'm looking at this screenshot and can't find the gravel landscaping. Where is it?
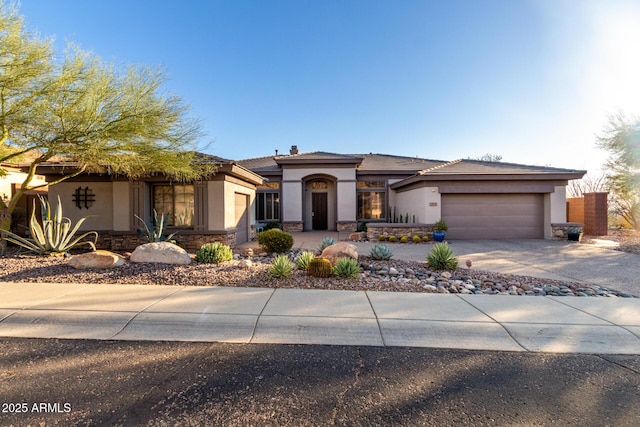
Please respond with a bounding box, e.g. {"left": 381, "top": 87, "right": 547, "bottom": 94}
{"left": 0, "top": 247, "right": 635, "bottom": 297}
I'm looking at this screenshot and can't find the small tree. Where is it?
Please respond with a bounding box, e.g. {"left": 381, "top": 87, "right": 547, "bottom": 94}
{"left": 596, "top": 112, "right": 640, "bottom": 229}
{"left": 0, "top": 3, "right": 212, "bottom": 253}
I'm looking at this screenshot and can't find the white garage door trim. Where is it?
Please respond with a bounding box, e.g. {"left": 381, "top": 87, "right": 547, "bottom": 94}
{"left": 441, "top": 194, "right": 544, "bottom": 239}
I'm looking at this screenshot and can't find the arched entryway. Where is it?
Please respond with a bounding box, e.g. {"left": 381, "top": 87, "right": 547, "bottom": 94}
{"left": 303, "top": 175, "right": 337, "bottom": 231}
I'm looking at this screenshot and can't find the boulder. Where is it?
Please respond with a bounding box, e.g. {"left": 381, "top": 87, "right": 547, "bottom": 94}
{"left": 68, "top": 250, "right": 126, "bottom": 269}
{"left": 130, "top": 242, "right": 192, "bottom": 265}
{"left": 348, "top": 232, "right": 365, "bottom": 241}
{"left": 320, "top": 242, "right": 358, "bottom": 265}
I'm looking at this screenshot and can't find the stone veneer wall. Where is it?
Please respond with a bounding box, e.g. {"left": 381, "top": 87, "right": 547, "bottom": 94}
{"left": 366, "top": 223, "right": 435, "bottom": 241}
{"left": 337, "top": 222, "right": 357, "bottom": 232}
{"left": 282, "top": 222, "right": 303, "bottom": 233}
{"left": 96, "top": 231, "right": 238, "bottom": 251}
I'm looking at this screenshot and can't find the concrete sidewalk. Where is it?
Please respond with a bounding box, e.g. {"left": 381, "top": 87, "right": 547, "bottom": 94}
{"left": 1, "top": 282, "right": 639, "bottom": 354}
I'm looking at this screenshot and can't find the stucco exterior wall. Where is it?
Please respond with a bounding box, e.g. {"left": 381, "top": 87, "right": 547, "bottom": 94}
{"left": 0, "top": 170, "right": 47, "bottom": 197}
{"left": 396, "top": 186, "right": 441, "bottom": 224}
{"left": 49, "top": 181, "right": 114, "bottom": 231}
{"left": 281, "top": 181, "right": 303, "bottom": 223}
{"left": 337, "top": 180, "right": 357, "bottom": 222}
{"left": 207, "top": 180, "right": 225, "bottom": 230}
{"left": 112, "top": 181, "right": 131, "bottom": 231}
{"left": 207, "top": 179, "right": 255, "bottom": 231}
{"left": 282, "top": 167, "right": 357, "bottom": 229}
{"left": 544, "top": 185, "right": 568, "bottom": 238}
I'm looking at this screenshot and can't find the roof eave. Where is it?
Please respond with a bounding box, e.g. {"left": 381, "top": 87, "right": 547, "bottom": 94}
{"left": 391, "top": 170, "right": 587, "bottom": 190}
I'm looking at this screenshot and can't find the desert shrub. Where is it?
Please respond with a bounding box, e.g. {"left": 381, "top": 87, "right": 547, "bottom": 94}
{"left": 268, "top": 255, "right": 294, "bottom": 279}
{"left": 427, "top": 243, "right": 458, "bottom": 270}
{"left": 317, "top": 237, "right": 336, "bottom": 253}
{"left": 258, "top": 229, "right": 294, "bottom": 253}
{"left": 296, "top": 251, "right": 315, "bottom": 270}
{"left": 307, "top": 257, "right": 333, "bottom": 278}
{"left": 369, "top": 243, "right": 393, "bottom": 260}
{"left": 195, "top": 242, "right": 233, "bottom": 263}
{"left": 332, "top": 257, "right": 361, "bottom": 279}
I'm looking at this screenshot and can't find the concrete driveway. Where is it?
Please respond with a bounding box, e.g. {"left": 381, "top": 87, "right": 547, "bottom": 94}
{"left": 351, "top": 239, "right": 640, "bottom": 296}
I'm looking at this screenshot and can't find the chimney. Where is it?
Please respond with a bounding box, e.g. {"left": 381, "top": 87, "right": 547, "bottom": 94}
{"left": 290, "top": 145, "right": 299, "bottom": 155}
{"left": 275, "top": 149, "right": 278, "bottom": 156}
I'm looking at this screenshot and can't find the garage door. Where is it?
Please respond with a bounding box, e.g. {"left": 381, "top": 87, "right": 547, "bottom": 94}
{"left": 234, "top": 193, "right": 249, "bottom": 244}
{"left": 441, "top": 194, "right": 544, "bottom": 239}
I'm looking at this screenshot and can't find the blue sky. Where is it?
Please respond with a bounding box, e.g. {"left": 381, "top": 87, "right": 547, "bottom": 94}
{"left": 16, "top": 0, "right": 640, "bottom": 173}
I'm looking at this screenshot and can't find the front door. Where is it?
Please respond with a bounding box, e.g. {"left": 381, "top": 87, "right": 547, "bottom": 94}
{"left": 312, "top": 192, "right": 328, "bottom": 230}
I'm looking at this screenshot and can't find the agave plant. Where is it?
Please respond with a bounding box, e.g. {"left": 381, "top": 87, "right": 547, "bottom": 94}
{"left": 427, "top": 243, "right": 458, "bottom": 270}
{"left": 317, "top": 237, "right": 336, "bottom": 253}
{"left": 1, "top": 195, "right": 97, "bottom": 256}
{"left": 369, "top": 243, "right": 393, "bottom": 260}
{"left": 134, "top": 209, "right": 178, "bottom": 243}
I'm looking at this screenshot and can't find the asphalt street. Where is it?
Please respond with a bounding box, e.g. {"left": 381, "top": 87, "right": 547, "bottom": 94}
{"left": 2, "top": 338, "right": 639, "bottom": 426}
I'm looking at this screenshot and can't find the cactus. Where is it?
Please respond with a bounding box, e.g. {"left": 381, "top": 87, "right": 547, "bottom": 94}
{"left": 369, "top": 243, "right": 393, "bottom": 260}
{"left": 307, "top": 257, "right": 333, "bottom": 278}
{"left": 412, "top": 235, "right": 421, "bottom": 243}
{"left": 388, "top": 235, "right": 397, "bottom": 243}
{"left": 400, "top": 235, "right": 408, "bottom": 243}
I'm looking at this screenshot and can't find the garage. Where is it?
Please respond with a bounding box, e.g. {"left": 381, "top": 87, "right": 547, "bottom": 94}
{"left": 441, "top": 193, "right": 544, "bottom": 239}
{"left": 234, "top": 192, "right": 250, "bottom": 244}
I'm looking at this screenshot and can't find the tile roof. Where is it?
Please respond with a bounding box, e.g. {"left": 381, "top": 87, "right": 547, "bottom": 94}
{"left": 236, "top": 152, "right": 446, "bottom": 174}
{"left": 418, "top": 159, "right": 585, "bottom": 175}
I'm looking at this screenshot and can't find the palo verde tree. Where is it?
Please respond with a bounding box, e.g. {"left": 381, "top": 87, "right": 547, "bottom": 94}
{"left": 0, "top": 3, "right": 211, "bottom": 252}
{"left": 596, "top": 112, "right": 640, "bottom": 229}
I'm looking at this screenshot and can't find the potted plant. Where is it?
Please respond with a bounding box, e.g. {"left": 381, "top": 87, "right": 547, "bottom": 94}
{"left": 567, "top": 226, "right": 582, "bottom": 241}
{"left": 433, "top": 219, "right": 448, "bottom": 242}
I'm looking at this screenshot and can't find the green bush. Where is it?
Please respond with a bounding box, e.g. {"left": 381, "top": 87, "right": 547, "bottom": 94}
{"left": 427, "top": 243, "right": 458, "bottom": 270}
{"left": 268, "top": 255, "right": 294, "bottom": 279}
{"left": 258, "top": 229, "right": 294, "bottom": 253}
{"left": 370, "top": 243, "right": 393, "bottom": 260}
{"left": 195, "top": 242, "right": 233, "bottom": 263}
{"left": 332, "top": 257, "right": 361, "bottom": 279}
{"left": 296, "top": 251, "right": 315, "bottom": 270}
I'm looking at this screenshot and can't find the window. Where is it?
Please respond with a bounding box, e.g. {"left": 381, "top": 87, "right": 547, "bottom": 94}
{"left": 357, "top": 181, "right": 386, "bottom": 220}
{"left": 256, "top": 182, "right": 280, "bottom": 221}
{"left": 256, "top": 192, "right": 280, "bottom": 221}
{"left": 153, "top": 184, "right": 194, "bottom": 226}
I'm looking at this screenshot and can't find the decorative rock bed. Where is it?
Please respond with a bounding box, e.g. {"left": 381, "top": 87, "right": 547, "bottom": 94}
{"left": 0, "top": 248, "right": 635, "bottom": 298}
